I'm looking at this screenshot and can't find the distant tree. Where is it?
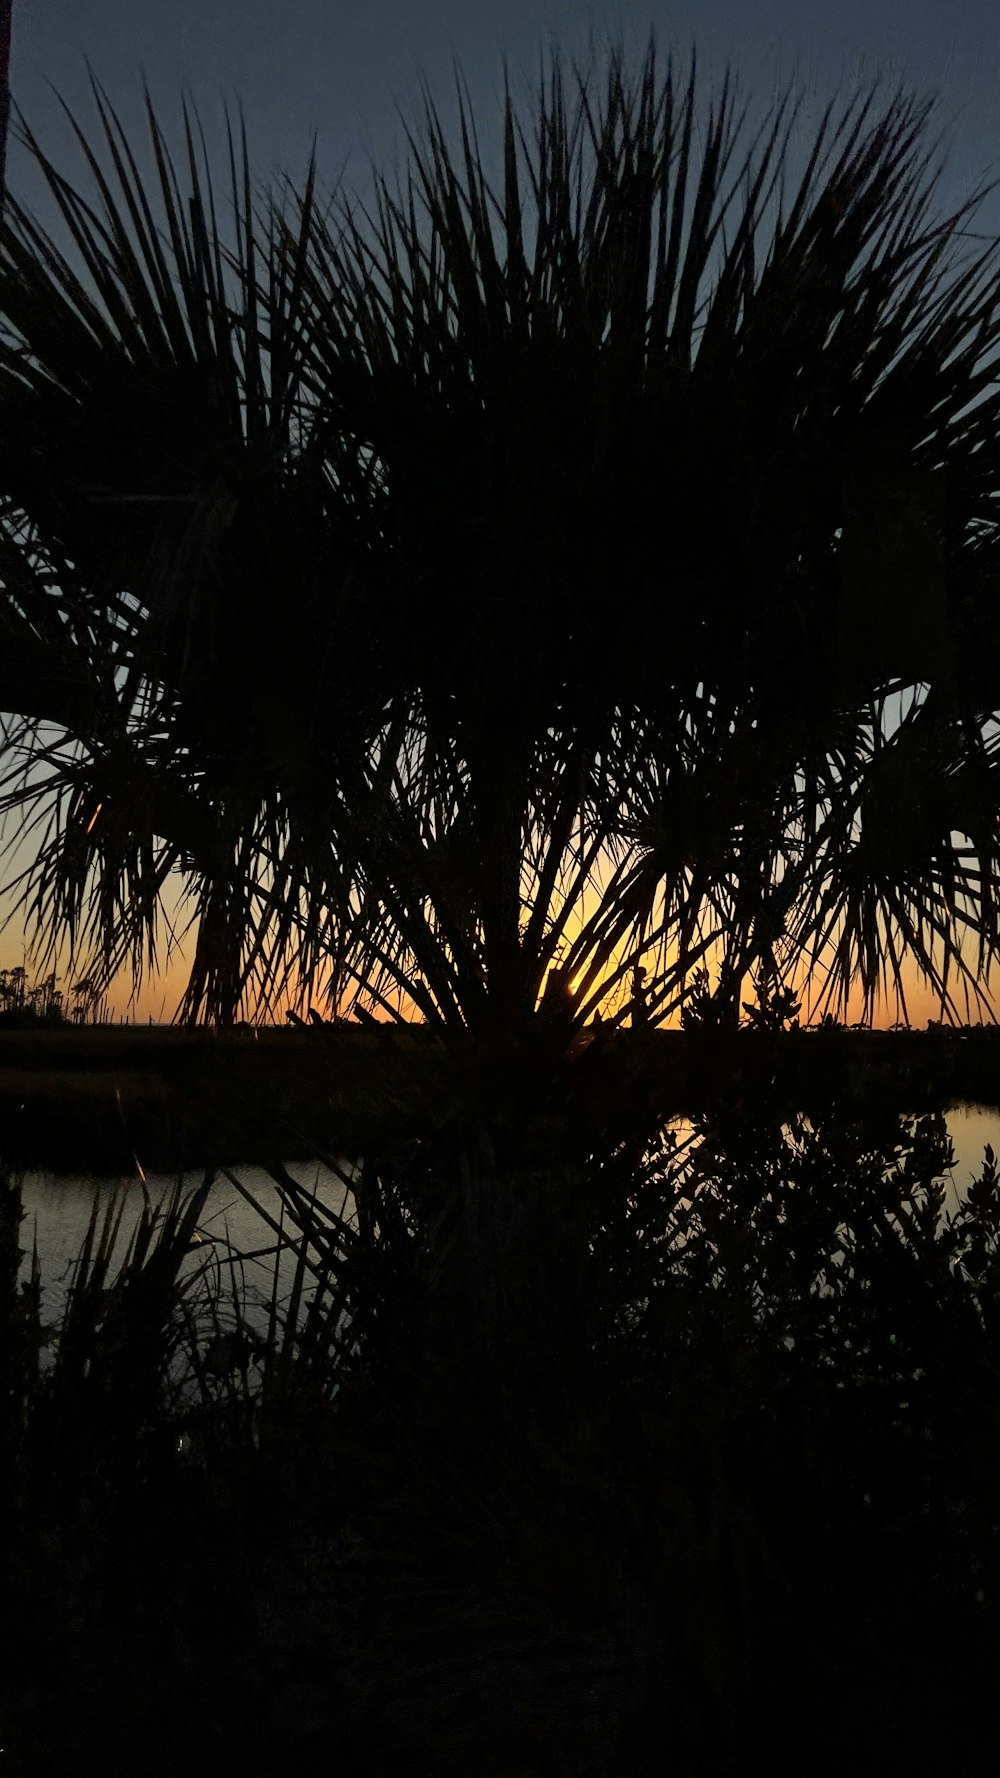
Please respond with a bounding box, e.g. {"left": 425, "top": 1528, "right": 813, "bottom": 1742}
{"left": 682, "top": 967, "right": 731, "bottom": 1033}
{"left": 0, "top": 966, "right": 63, "bottom": 1024}
{"left": 0, "top": 43, "right": 999, "bottom": 1032}
{"left": 70, "top": 979, "right": 94, "bottom": 1024}
{"left": 741, "top": 973, "right": 802, "bottom": 1033}
{"left": 630, "top": 965, "right": 650, "bottom": 1029}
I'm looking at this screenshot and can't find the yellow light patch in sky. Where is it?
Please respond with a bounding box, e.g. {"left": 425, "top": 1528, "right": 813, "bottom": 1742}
{"left": 0, "top": 848, "right": 995, "bottom": 1029}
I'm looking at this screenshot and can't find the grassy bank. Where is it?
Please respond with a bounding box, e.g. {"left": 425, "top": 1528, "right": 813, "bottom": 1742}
{"left": 3, "top": 1022, "right": 1000, "bottom": 1172}
{"left": 0, "top": 1024, "right": 446, "bottom": 1171}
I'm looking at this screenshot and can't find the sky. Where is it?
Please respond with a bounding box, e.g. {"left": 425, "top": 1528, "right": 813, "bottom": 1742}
{"left": 3, "top": 0, "right": 1000, "bottom": 1022}
{"left": 9, "top": 0, "right": 1000, "bottom": 242}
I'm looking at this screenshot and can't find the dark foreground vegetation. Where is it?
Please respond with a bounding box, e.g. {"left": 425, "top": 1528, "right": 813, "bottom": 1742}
{"left": 3, "top": 1083, "right": 1000, "bottom": 1775}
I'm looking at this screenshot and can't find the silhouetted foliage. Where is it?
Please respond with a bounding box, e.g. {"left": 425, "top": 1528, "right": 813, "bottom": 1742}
{"left": 2, "top": 1102, "right": 999, "bottom": 1773}
{"left": 0, "top": 43, "right": 999, "bottom": 1026}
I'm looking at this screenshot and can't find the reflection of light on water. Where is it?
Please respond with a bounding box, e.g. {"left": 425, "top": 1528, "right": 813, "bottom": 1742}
{"left": 16, "top": 1105, "right": 1000, "bottom": 1313}
{"left": 661, "top": 1107, "right": 1000, "bottom": 1222}
{"left": 944, "top": 1105, "right": 1000, "bottom": 1214}
{"left": 17, "top": 1161, "right": 357, "bottom": 1332}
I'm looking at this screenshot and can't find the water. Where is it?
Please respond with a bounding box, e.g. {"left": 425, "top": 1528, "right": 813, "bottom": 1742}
{"left": 15, "top": 1158, "right": 358, "bottom": 1331}
{"left": 14, "top": 1106, "right": 1000, "bottom": 1313}
{"left": 944, "top": 1103, "right": 1000, "bottom": 1210}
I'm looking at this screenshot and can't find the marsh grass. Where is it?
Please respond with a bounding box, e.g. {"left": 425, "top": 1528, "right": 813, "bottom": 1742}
{"left": 4, "top": 1089, "right": 999, "bottom": 1774}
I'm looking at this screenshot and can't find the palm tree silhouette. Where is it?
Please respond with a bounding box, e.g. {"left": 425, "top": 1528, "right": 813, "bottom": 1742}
{"left": 1, "top": 40, "right": 999, "bottom": 1033}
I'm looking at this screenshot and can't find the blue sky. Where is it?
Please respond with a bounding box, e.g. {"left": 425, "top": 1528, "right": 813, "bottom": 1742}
{"left": 9, "top": 1, "right": 1000, "bottom": 232}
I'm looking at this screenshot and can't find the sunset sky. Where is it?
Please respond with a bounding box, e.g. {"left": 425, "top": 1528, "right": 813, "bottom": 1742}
{"left": 2, "top": 0, "right": 1000, "bottom": 1022}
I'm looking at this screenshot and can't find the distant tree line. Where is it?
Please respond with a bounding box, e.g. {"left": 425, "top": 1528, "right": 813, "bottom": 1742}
{"left": 0, "top": 967, "right": 106, "bottom": 1025}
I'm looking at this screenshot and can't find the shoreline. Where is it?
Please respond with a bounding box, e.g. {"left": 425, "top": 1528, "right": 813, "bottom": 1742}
{"left": 1, "top": 1022, "right": 998, "bottom": 1174}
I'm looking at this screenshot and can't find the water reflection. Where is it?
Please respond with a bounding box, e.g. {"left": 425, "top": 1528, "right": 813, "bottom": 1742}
{"left": 944, "top": 1104, "right": 1000, "bottom": 1212}
{"left": 16, "top": 1105, "right": 1000, "bottom": 1305}
{"left": 18, "top": 1159, "right": 357, "bottom": 1327}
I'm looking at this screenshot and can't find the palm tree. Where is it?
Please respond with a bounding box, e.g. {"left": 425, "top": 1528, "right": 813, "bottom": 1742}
{"left": 1, "top": 40, "right": 999, "bottom": 1034}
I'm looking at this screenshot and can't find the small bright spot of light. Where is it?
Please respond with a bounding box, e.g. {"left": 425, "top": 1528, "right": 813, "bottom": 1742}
{"left": 84, "top": 802, "right": 103, "bottom": 834}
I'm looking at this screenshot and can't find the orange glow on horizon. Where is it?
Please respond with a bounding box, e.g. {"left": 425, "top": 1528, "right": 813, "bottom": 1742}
{"left": 0, "top": 879, "right": 995, "bottom": 1029}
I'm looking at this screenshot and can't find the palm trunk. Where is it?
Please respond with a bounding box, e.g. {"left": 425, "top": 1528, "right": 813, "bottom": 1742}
{"left": 469, "top": 734, "right": 529, "bottom": 1038}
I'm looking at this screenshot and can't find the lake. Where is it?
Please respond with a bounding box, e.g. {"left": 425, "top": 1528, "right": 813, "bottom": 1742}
{"left": 15, "top": 1158, "right": 358, "bottom": 1336}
